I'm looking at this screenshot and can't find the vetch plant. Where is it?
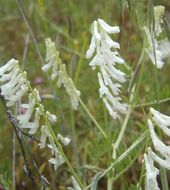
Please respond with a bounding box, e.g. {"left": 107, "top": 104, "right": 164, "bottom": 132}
{"left": 42, "top": 38, "right": 81, "bottom": 110}
{"left": 0, "top": 58, "right": 84, "bottom": 188}
{"left": 144, "top": 5, "right": 168, "bottom": 69}
{"left": 1, "top": 1, "right": 170, "bottom": 189}
{"left": 86, "top": 18, "right": 128, "bottom": 119}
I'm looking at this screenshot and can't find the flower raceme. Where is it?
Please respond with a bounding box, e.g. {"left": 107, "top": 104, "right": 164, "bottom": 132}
{"left": 0, "top": 59, "right": 70, "bottom": 170}
{"left": 144, "top": 6, "right": 169, "bottom": 69}
{"left": 86, "top": 18, "right": 128, "bottom": 119}
{"left": 144, "top": 107, "right": 170, "bottom": 190}
{"left": 42, "top": 38, "right": 80, "bottom": 110}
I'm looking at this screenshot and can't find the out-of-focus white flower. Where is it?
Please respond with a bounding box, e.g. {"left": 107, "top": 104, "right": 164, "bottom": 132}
{"left": 144, "top": 107, "right": 170, "bottom": 189}
{"left": 57, "top": 134, "right": 71, "bottom": 146}
{"left": 42, "top": 38, "right": 59, "bottom": 80}
{"left": 86, "top": 18, "right": 127, "bottom": 119}
{"left": 150, "top": 107, "right": 170, "bottom": 136}
{"left": 46, "top": 111, "right": 57, "bottom": 124}
{"left": 147, "top": 119, "right": 170, "bottom": 158}
{"left": 144, "top": 27, "right": 164, "bottom": 69}
{"left": 144, "top": 5, "right": 169, "bottom": 69}
{"left": 42, "top": 38, "right": 80, "bottom": 110}
{"left": 144, "top": 149, "right": 160, "bottom": 190}
{"left": 154, "top": 6, "right": 165, "bottom": 36}
{"left": 48, "top": 136, "right": 65, "bottom": 170}
{"left": 39, "top": 125, "right": 50, "bottom": 149}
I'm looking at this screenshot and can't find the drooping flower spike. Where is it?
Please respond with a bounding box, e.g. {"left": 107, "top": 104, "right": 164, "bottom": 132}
{"left": 144, "top": 6, "right": 169, "bottom": 69}
{"left": 86, "top": 18, "right": 127, "bottom": 119}
{"left": 144, "top": 149, "right": 160, "bottom": 190}
{"left": 42, "top": 38, "right": 80, "bottom": 110}
{"left": 144, "top": 107, "right": 170, "bottom": 189}
{"left": 0, "top": 59, "right": 70, "bottom": 171}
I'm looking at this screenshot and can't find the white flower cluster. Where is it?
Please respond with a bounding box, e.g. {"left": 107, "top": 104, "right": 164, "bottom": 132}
{"left": 42, "top": 38, "right": 80, "bottom": 110}
{"left": 144, "top": 107, "right": 170, "bottom": 190}
{"left": 86, "top": 18, "right": 127, "bottom": 119}
{"left": 0, "top": 59, "right": 70, "bottom": 170}
{"left": 0, "top": 59, "right": 28, "bottom": 107}
{"left": 144, "top": 6, "right": 169, "bottom": 69}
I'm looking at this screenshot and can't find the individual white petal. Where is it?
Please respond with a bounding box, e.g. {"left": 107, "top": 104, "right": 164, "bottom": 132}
{"left": 93, "top": 21, "right": 101, "bottom": 41}
{"left": 144, "top": 149, "right": 160, "bottom": 190}
{"left": 106, "top": 92, "right": 128, "bottom": 114}
{"left": 100, "top": 66, "right": 109, "bottom": 86}
{"left": 57, "top": 134, "right": 71, "bottom": 146}
{"left": 107, "top": 78, "right": 121, "bottom": 96}
{"left": 98, "top": 18, "right": 120, "bottom": 34}
{"left": 98, "top": 72, "right": 108, "bottom": 97}
{"left": 86, "top": 33, "right": 97, "bottom": 58}
{"left": 34, "top": 88, "right": 41, "bottom": 102}
{"left": 104, "top": 64, "right": 126, "bottom": 83}
{"left": 101, "top": 30, "right": 120, "bottom": 49}
{"left": 42, "top": 62, "right": 52, "bottom": 72}
{"left": 103, "top": 97, "right": 119, "bottom": 119}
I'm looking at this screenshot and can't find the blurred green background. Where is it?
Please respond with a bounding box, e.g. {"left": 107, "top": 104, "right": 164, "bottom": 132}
{"left": 0, "top": 0, "right": 170, "bottom": 189}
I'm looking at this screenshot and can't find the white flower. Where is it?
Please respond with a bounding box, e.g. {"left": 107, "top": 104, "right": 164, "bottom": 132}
{"left": 144, "top": 108, "right": 170, "bottom": 188}
{"left": 49, "top": 154, "right": 65, "bottom": 171}
{"left": 149, "top": 149, "right": 170, "bottom": 170}
{"left": 57, "top": 134, "right": 71, "bottom": 146}
{"left": 39, "top": 125, "right": 50, "bottom": 149}
{"left": 0, "top": 59, "right": 18, "bottom": 76}
{"left": 46, "top": 111, "right": 57, "bottom": 124}
{"left": 48, "top": 136, "right": 65, "bottom": 170}
{"left": 0, "top": 58, "right": 66, "bottom": 172}
{"left": 150, "top": 107, "right": 170, "bottom": 136}
{"left": 147, "top": 119, "right": 170, "bottom": 158}
{"left": 144, "top": 27, "right": 164, "bottom": 69}
{"left": 144, "top": 149, "right": 160, "bottom": 190}
{"left": 17, "top": 93, "right": 35, "bottom": 124}
{"left": 154, "top": 6, "right": 165, "bottom": 36}
{"left": 86, "top": 18, "right": 127, "bottom": 119}
{"left": 21, "top": 108, "right": 41, "bottom": 134}
{"left": 0, "top": 59, "right": 28, "bottom": 107}
{"left": 42, "top": 38, "right": 59, "bottom": 80}
{"left": 42, "top": 38, "right": 80, "bottom": 110}
{"left": 144, "top": 6, "right": 167, "bottom": 69}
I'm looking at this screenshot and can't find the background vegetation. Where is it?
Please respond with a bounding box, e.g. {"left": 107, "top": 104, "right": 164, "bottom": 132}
{"left": 0, "top": 0, "right": 170, "bottom": 189}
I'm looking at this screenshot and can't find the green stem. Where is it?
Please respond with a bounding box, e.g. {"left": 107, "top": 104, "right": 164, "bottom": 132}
{"left": 113, "top": 86, "right": 135, "bottom": 159}
{"left": 21, "top": 70, "right": 85, "bottom": 189}
{"left": 78, "top": 97, "right": 107, "bottom": 138}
